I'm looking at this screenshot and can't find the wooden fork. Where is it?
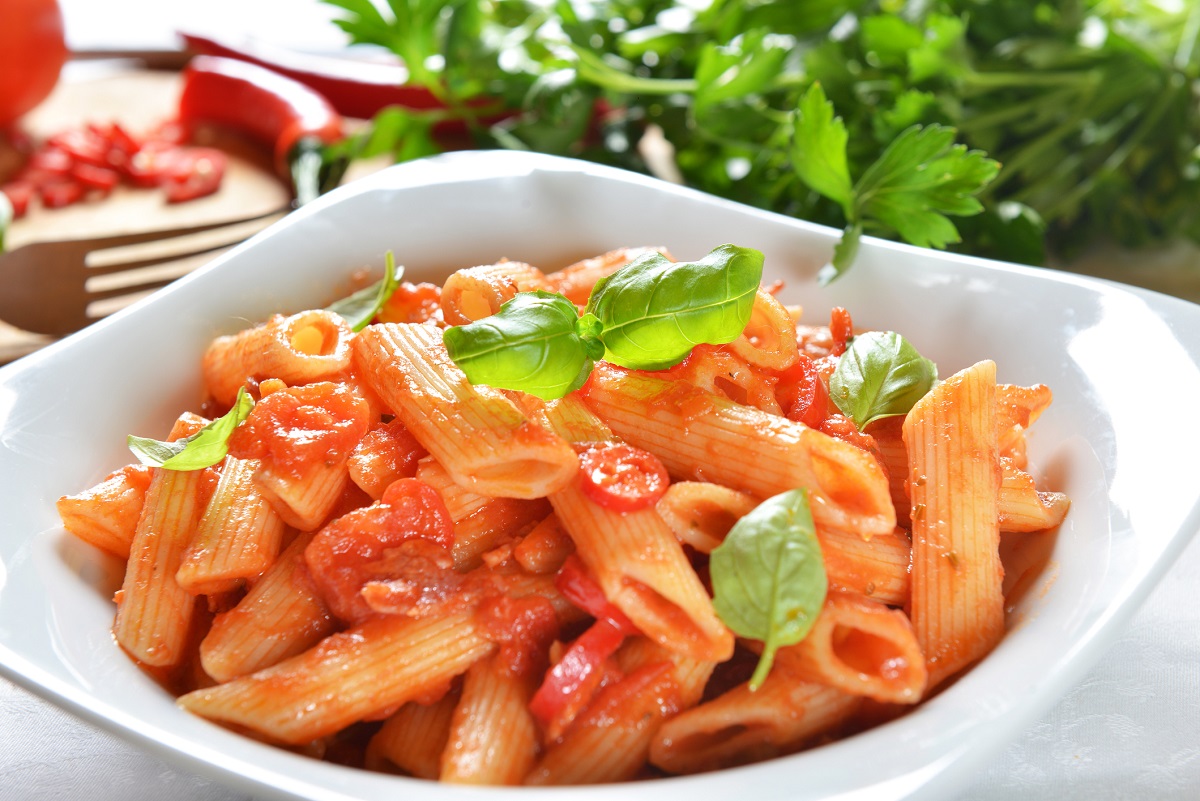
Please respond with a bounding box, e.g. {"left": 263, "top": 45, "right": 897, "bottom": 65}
{"left": 0, "top": 207, "right": 286, "bottom": 338}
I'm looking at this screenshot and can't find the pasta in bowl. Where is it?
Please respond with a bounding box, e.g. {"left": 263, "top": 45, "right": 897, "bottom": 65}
{"left": 1, "top": 151, "right": 1198, "bottom": 801}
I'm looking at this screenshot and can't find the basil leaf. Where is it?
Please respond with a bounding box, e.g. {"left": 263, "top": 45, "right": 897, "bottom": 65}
{"left": 587, "top": 244, "right": 763, "bottom": 371}
{"left": 829, "top": 331, "right": 937, "bottom": 427}
{"left": 128, "top": 387, "right": 255, "bottom": 471}
{"left": 326, "top": 250, "right": 402, "bottom": 331}
{"left": 442, "top": 291, "right": 604, "bottom": 400}
{"left": 710, "top": 489, "right": 827, "bottom": 690}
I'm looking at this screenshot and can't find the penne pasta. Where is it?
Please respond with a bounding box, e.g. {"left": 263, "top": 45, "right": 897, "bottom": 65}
{"left": 352, "top": 322, "right": 578, "bottom": 499}
{"left": 905, "top": 360, "right": 1004, "bottom": 688}
{"left": 581, "top": 363, "right": 896, "bottom": 538}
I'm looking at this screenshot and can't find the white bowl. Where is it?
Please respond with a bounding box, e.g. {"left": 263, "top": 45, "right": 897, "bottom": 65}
{"left": 2, "top": 151, "right": 1199, "bottom": 801}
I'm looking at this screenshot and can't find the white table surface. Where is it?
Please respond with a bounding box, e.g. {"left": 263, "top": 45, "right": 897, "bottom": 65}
{"left": 3, "top": 528, "right": 1197, "bottom": 800}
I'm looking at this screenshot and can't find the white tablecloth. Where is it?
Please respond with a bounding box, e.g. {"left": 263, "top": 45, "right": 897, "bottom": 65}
{"left": 3, "top": 532, "right": 1197, "bottom": 800}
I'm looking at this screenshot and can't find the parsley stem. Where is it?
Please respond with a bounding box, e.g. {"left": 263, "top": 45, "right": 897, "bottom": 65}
{"left": 960, "top": 69, "right": 1096, "bottom": 93}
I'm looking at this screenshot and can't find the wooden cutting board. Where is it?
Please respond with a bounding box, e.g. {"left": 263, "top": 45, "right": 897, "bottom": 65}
{"left": 1, "top": 65, "right": 292, "bottom": 362}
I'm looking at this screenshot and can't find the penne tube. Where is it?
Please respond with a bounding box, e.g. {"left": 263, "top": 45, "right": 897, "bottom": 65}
{"left": 581, "top": 363, "right": 895, "bottom": 538}
{"left": 544, "top": 246, "right": 671, "bottom": 305}
{"left": 179, "top": 610, "right": 495, "bottom": 744}
{"left": 999, "top": 458, "right": 1070, "bottom": 533}
{"left": 529, "top": 396, "right": 734, "bottom": 663}
{"left": 772, "top": 592, "right": 927, "bottom": 704}
{"left": 666, "top": 346, "right": 782, "bottom": 415}
{"left": 177, "top": 456, "right": 287, "bottom": 595}
{"left": 440, "top": 655, "right": 540, "bottom": 785}
{"left": 114, "top": 415, "right": 214, "bottom": 667}
{"left": 56, "top": 463, "right": 153, "bottom": 559}
{"left": 202, "top": 309, "right": 354, "bottom": 407}
{"left": 512, "top": 514, "right": 575, "bottom": 575}
{"left": 416, "top": 456, "right": 550, "bottom": 571}
{"left": 649, "top": 670, "right": 861, "bottom": 775}
{"left": 367, "top": 690, "right": 460, "bottom": 779}
{"left": 199, "top": 531, "right": 336, "bottom": 682}
{"left": 727, "top": 288, "right": 799, "bottom": 371}
{"left": 352, "top": 322, "right": 578, "bottom": 499}
{"left": 656, "top": 480, "right": 762, "bottom": 554}
{"left": 904, "top": 360, "right": 1004, "bottom": 688}
{"left": 440, "top": 260, "right": 550, "bottom": 326}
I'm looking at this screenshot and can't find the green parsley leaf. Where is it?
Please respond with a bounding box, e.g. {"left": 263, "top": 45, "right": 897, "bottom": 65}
{"left": 443, "top": 291, "right": 605, "bottom": 401}
{"left": 854, "top": 124, "right": 1000, "bottom": 250}
{"left": 828, "top": 331, "right": 937, "bottom": 428}
{"left": 326, "top": 251, "right": 402, "bottom": 332}
{"left": 791, "top": 83, "right": 854, "bottom": 217}
{"left": 710, "top": 489, "right": 827, "bottom": 690}
{"left": 127, "top": 387, "right": 254, "bottom": 471}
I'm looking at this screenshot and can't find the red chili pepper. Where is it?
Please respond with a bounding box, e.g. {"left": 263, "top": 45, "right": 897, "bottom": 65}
{"left": 39, "top": 179, "right": 84, "bottom": 208}
{"left": 528, "top": 618, "right": 627, "bottom": 739}
{"left": 577, "top": 442, "right": 670, "bottom": 513}
{"left": 161, "top": 147, "right": 226, "bottom": 203}
{"left": 70, "top": 162, "right": 120, "bottom": 193}
{"left": 554, "top": 555, "right": 640, "bottom": 635}
{"left": 1, "top": 182, "right": 33, "bottom": 218}
{"left": 178, "top": 55, "right": 345, "bottom": 204}
{"left": 179, "top": 32, "right": 444, "bottom": 120}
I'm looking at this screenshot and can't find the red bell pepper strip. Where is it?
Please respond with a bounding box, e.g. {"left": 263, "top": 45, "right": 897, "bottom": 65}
{"left": 554, "top": 555, "right": 640, "bottom": 635}
{"left": 528, "top": 618, "right": 627, "bottom": 739}
{"left": 177, "top": 55, "right": 346, "bottom": 205}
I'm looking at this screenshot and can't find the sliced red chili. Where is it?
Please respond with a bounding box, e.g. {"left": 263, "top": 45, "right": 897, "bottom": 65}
{"left": 577, "top": 442, "right": 669, "bottom": 513}
{"left": 39, "top": 179, "right": 84, "bottom": 208}
{"left": 71, "top": 163, "right": 120, "bottom": 193}
{"left": 1, "top": 182, "right": 34, "bottom": 218}
{"left": 161, "top": 147, "right": 226, "bottom": 203}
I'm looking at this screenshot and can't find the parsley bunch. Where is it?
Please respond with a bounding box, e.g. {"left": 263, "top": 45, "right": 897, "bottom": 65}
{"left": 324, "top": 0, "right": 1200, "bottom": 276}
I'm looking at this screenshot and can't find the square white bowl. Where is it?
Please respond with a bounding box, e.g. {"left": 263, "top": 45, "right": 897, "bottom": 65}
{"left": 2, "top": 151, "right": 1199, "bottom": 801}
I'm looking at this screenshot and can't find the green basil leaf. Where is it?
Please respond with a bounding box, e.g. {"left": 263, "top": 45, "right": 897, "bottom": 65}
{"left": 442, "top": 291, "right": 603, "bottom": 400}
{"left": 710, "top": 489, "right": 827, "bottom": 690}
{"left": 829, "top": 331, "right": 938, "bottom": 427}
{"left": 128, "top": 387, "right": 255, "bottom": 470}
{"left": 586, "top": 243, "right": 763, "bottom": 370}
{"left": 326, "top": 250, "right": 403, "bottom": 332}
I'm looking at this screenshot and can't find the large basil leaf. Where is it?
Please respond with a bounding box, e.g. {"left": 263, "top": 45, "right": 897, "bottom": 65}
{"left": 442, "top": 291, "right": 605, "bottom": 400}
{"left": 710, "top": 489, "right": 827, "bottom": 690}
{"left": 128, "top": 387, "right": 254, "bottom": 471}
{"left": 829, "top": 330, "right": 937, "bottom": 427}
{"left": 587, "top": 244, "right": 763, "bottom": 370}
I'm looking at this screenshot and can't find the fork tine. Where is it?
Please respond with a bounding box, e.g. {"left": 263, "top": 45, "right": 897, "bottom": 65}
{"left": 85, "top": 240, "right": 241, "bottom": 276}
{"left": 74, "top": 206, "right": 288, "bottom": 250}
{"left": 86, "top": 276, "right": 182, "bottom": 303}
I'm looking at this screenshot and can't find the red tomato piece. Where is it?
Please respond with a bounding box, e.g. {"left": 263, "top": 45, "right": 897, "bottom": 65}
{"left": 304, "top": 477, "right": 456, "bottom": 624}
{"left": 554, "top": 555, "right": 639, "bottom": 635}
{"left": 529, "top": 618, "right": 628, "bottom": 739}
{"left": 577, "top": 442, "right": 669, "bottom": 512}
{"left": 784, "top": 353, "right": 830, "bottom": 429}
{"left": 830, "top": 306, "right": 853, "bottom": 356}
{"left": 228, "top": 382, "right": 370, "bottom": 481}
{"left": 39, "top": 179, "right": 84, "bottom": 208}
{"left": 162, "top": 146, "right": 226, "bottom": 203}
